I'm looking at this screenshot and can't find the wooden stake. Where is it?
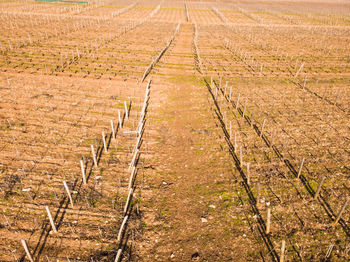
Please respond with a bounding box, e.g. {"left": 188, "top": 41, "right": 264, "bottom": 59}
{"left": 91, "top": 145, "right": 97, "bottom": 167}
{"left": 118, "top": 110, "right": 122, "bottom": 129}
{"left": 280, "top": 240, "right": 286, "bottom": 262}
{"left": 128, "top": 166, "right": 137, "bottom": 189}
{"left": 334, "top": 89, "right": 340, "bottom": 105}
{"left": 129, "top": 149, "right": 139, "bottom": 169}
{"left": 124, "top": 101, "right": 129, "bottom": 120}
{"left": 314, "top": 176, "right": 325, "bottom": 199}
{"left": 266, "top": 208, "right": 271, "bottom": 234}
{"left": 102, "top": 131, "right": 107, "bottom": 153}
{"left": 322, "top": 86, "right": 328, "bottom": 100}
{"left": 80, "top": 160, "right": 86, "bottom": 185}
{"left": 260, "top": 119, "right": 266, "bottom": 137}
{"left": 45, "top": 206, "right": 57, "bottom": 233}
{"left": 63, "top": 181, "right": 74, "bottom": 208}
{"left": 295, "top": 63, "right": 304, "bottom": 77}
{"left": 111, "top": 120, "right": 115, "bottom": 139}
{"left": 124, "top": 188, "right": 133, "bottom": 215}
{"left": 21, "top": 239, "right": 34, "bottom": 262}
{"left": 236, "top": 94, "right": 240, "bottom": 109}
{"left": 117, "top": 215, "right": 128, "bottom": 242}
{"left": 297, "top": 157, "right": 305, "bottom": 178}
{"left": 229, "top": 86, "right": 232, "bottom": 101}
{"left": 114, "top": 249, "right": 122, "bottom": 262}
{"left": 333, "top": 197, "right": 349, "bottom": 225}
{"left": 325, "top": 243, "right": 334, "bottom": 259}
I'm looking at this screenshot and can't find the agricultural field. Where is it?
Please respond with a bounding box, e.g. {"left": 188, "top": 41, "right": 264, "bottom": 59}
{"left": 0, "top": 0, "right": 349, "bottom": 261}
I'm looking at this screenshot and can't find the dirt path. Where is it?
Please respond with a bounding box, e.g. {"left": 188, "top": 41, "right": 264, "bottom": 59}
{"left": 135, "top": 24, "right": 262, "bottom": 261}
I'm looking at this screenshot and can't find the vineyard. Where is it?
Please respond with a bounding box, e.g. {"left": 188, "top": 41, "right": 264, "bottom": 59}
{"left": 0, "top": 0, "right": 349, "bottom": 261}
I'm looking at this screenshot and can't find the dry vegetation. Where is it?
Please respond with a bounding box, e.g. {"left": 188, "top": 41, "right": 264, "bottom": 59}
{"left": 0, "top": 0, "right": 349, "bottom": 261}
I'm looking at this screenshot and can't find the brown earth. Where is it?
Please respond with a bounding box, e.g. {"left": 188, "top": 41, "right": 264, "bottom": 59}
{"left": 0, "top": 0, "right": 349, "bottom": 261}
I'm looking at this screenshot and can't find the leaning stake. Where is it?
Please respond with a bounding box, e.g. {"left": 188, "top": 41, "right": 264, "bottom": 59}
{"left": 297, "top": 157, "right": 305, "bottom": 178}
{"left": 91, "top": 145, "right": 97, "bottom": 167}
{"left": 80, "top": 160, "right": 86, "bottom": 185}
{"left": 45, "top": 206, "right": 57, "bottom": 233}
{"left": 21, "top": 239, "right": 34, "bottom": 262}
{"left": 102, "top": 131, "right": 107, "bottom": 153}
{"left": 333, "top": 197, "right": 349, "bottom": 225}
{"left": 63, "top": 181, "right": 74, "bottom": 208}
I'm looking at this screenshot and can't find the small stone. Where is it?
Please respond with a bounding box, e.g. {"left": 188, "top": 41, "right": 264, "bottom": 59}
{"left": 201, "top": 217, "right": 208, "bottom": 223}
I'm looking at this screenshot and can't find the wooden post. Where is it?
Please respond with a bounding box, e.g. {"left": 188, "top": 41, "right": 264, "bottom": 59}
{"left": 102, "top": 131, "right": 107, "bottom": 153}
{"left": 266, "top": 208, "right": 271, "bottom": 234}
{"left": 63, "top": 181, "right": 74, "bottom": 208}
{"left": 91, "top": 145, "right": 97, "bottom": 167}
{"left": 280, "top": 240, "right": 286, "bottom": 262}
{"left": 115, "top": 249, "right": 122, "bottom": 262}
{"left": 297, "top": 157, "right": 305, "bottom": 178}
{"left": 111, "top": 119, "right": 115, "bottom": 139}
{"left": 45, "top": 206, "right": 57, "bottom": 233}
{"left": 323, "top": 86, "right": 328, "bottom": 100}
{"left": 333, "top": 197, "right": 349, "bottom": 225}
{"left": 118, "top": 110, "right": 123, "bottom": 129}
{"left": 250, "top": 112, "right": 254, "bottom": 126}
{"left": 295, "top": 63, "right": 304, "bottom": 77}
{"left": 124, "top": 101, "right": 129, "bottom": 120}
{"left": 128, "top": 166, "right": 137, "bottom": 189}
{"left": 117, "top": 215, "right": 128, "bottom": 241}
{"left": 334, "top": 90, "right": 340, "bottom": 105}
{"left": 21, "top": 239, "right": 34, "bottom": 262}
{"left": 236, "top": 94, "right": 240, "bottom": 109}
{"left": 229, "top": 86, "right": 232, "bottom": 101}
{"left": 325, "top": 243, "right": 334, "bottom": 259}
{"left": 80, "top": 160, "right": 86, "bottom": 185}
{"left": 224, "top": 81, "right": 228, "bottom": 97}
{"left": 124, "top": 188, "right": 133, "bottom": 215}
{"left": 260, "top": 119, "right": 266, "bottom": 137}
{"left": 129, "top": 149, "right": 139, "bottom": 169}
{"left": 314, "top": 176, "right": 325, "bottom": 199}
